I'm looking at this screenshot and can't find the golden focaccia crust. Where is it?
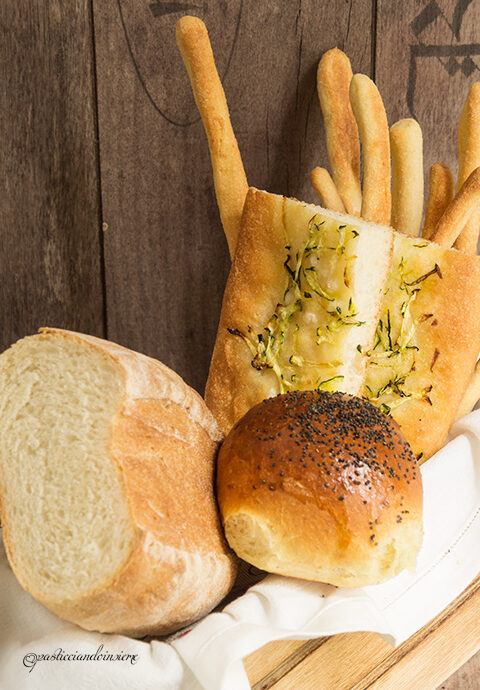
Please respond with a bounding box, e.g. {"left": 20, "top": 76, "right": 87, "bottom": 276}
{"left": 206, "top": 188, "right": 393, "bottom": 433}
{"left": 364, "top": 234, "right": 480, "bottom": 460}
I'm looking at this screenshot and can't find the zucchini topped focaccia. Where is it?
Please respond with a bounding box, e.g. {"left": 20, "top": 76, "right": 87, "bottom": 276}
{"left": 206, "top": 188, "right": 393, "bottom": 433}
{"left": 206, "top": 189, "right": 480, "bottom": 461}
{"left": 364, "top": 233, "right": 480, "bottom": 460}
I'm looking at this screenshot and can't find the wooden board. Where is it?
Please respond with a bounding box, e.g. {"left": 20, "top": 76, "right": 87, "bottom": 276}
{"left": 2, "top": 0, "right": 480, "bottom": 687}
{"left": 375, "top": 0, "right": 480, "bottom": 191}
{"left": 244, "top": 573, "right": 480, "bottom": 688}
{"left": 0, "top": 1, "right": 105, "bottom": 346}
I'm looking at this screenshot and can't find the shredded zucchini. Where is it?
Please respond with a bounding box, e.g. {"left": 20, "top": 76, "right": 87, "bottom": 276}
{"left": 227, "top": 214, "right": 363, "bottom": 393}
{"left": 364, "top": 249, "right": 441, "bottom": 414}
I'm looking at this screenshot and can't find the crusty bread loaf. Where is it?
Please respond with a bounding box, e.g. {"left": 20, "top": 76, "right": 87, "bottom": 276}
{"left": 217, "top": 390, "right": 423, "bottom": 588}
{"left": 206, "top": 187, "right": 393, "bottom": 433}
{"left": 0, "top": 328, "right": 237, "bottom": 637}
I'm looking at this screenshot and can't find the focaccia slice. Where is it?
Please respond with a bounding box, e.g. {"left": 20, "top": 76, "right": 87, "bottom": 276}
{"left": 364, "top": 233, "right": 480, "bottom": 460}
{"left": 206, "top": 188, "right": 393, "bottom": 433}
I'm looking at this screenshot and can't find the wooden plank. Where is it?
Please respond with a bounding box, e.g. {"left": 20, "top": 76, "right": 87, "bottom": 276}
{"left": 441, "top": 650, "right": 480, "bottom": 689}
{"left": 375, "top": 0, "right": 480, "bottom": 189}
{"left": 92, "top": 0, "right": 373, "bottom": 393}
{"left": 251, "top": 633, "right": 392, "bottom": 690}
{"left": 250, "top": 574, "right": 480, "bottom": 690}
{"left": 244, "top": 639, "right": 325, "bottom": 689}
{"left": 0, "top": 1, "right": 105, "bottom": 346}
{"left": 364, "top": 583, "right": 480, "bottom": 689}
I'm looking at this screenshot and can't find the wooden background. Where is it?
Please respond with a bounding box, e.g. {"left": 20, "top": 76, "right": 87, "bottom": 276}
{"left": 2, "top": 0, "right": 480, "bottom": 687}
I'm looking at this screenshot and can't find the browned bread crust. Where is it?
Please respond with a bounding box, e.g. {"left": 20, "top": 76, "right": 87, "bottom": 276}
{"left": 349, "top": 74, "right": 391, "bottom": 225}
{"left": 423, "top": 163, "right": 454, "bottom": 240}
{"left": 316, "top": 48, "right": 361, "bottom": 215}
{"left": 431, "top": 167, "right": 480, "bottom": 248}
{"left": 176, "top": 16, "right": 248, "bottom": 257}
{"left": 0, "top": 329, "right": 237, "bottom": 637}
{"left": 217, "top": 391, "right": 423, "bottom": 587}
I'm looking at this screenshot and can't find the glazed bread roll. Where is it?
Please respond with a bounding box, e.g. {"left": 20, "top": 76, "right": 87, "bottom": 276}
{"left": 217, "top": 390, "right": 423, "bottom": 588}
{"left": 0, "top": 328, "right": 237, "bottom": 637}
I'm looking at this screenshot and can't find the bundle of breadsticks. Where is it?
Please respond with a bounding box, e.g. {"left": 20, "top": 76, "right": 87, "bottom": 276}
{"left": 176, "top": 16, "right": 480, "bottom": 462}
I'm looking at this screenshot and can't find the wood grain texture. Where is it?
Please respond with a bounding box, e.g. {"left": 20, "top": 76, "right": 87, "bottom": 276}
{"left": 0, "top": 1, "right": 104, "bottom": 346}
{"left": 375, "top": 0, "right": 480, "bottom": 194}
{"left": 92, "top": 0, "right": 373, "bottom": 393}
{"left": 441, "top": 656, "right": 480, "bottom": 689}
{"left": 244, "top": 639, "right": 313, "bottom": 688}
{"left": 246, "top": 573, "right": 480, "bottom": 690}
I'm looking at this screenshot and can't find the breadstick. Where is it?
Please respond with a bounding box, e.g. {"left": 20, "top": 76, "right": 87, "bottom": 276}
{"left": 455, "top": 360, "right": 480, "bottom": 421}
{"left": 310, "top": 167, "right": 346, "bottom": 213}
{"left": 349, "top": 73, "right": 391, "bottom": 225}
{"left": 176, "top": 16, "right": 248, "bottom": 257}
{"left": 457, "top": 83, "right": 480, "bottom": 189}
{"left": 431, "top": 167, "right": 480, "bottom": 247}
{"left": 422, "top": 163, "right": 454, "bottom": 240}
{"left": 455, "top": 82, "right": 480, "bottom": 253}
{"left": 455, "top": 223, "right": 479, "bottom": 253}
{"left": 317, "top": 49, "right": 361, "bottom": 215}
{"left": 390, "top": 119, "right": 423, "bottom": 236}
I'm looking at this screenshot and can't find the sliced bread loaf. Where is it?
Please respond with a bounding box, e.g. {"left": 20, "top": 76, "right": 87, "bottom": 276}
{"left": 0, "top": 328, "right": 237, "bottom": 637}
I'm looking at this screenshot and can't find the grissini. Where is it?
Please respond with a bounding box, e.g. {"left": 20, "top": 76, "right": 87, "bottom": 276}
{"left": 349, "top": 73, "right": 391, "bottom": 225}
{"left": 431, "top": 166, "right": 480, "bottom": 247}
{"left": 176, "top": 16, "right": 248, "bottom": 257}
{"left": 422, "top": 163, "right": 454, "bottom": 240}
{"left": 310, "top": 166, "right": 346, "bottom": 212}
{"left": 316, "top": 48, "right": 362, "bottom": 215}
{"left": 455, "top": 82, "right": 480, "bottom": 253}
{"left": 390, "top": 118, "right": 424, "bottom": 237}
{"left": 0, "top": 328, "right": 237, "bottom": 637}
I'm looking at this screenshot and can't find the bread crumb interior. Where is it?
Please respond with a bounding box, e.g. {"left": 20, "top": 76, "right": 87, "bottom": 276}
{"left": 0, "top": 334, "right": 134, "bottom": 601}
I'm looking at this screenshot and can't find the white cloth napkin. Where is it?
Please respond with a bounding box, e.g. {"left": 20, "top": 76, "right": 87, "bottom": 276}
{"left": 2, "top": 410, "right": 480, "bottom": 690}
